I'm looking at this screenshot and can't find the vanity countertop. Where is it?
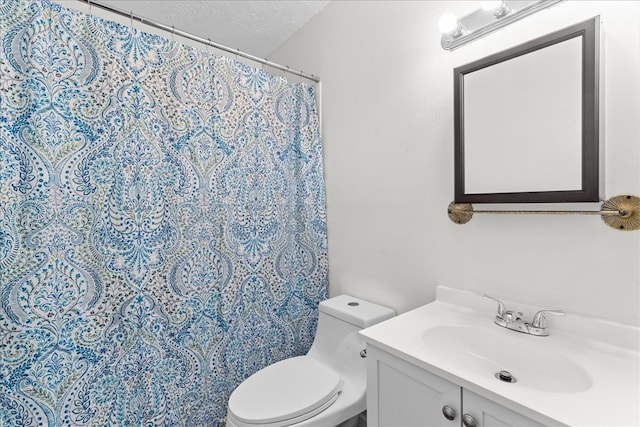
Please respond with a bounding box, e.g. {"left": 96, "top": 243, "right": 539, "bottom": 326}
{"left": 358, "top": 286, "right": 640, "bottom": 427}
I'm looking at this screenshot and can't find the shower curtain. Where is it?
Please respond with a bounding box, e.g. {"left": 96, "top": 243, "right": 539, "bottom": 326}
{"left": 0, "top": 1, "right": 328, "bottom": 425}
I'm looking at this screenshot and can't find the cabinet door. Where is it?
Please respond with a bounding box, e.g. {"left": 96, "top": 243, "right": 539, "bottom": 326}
{"left": 367, "top": 347, "right": 461, "bottom": 427}
{"left": 461, "top": 389, "right": 546, "bottom": 427}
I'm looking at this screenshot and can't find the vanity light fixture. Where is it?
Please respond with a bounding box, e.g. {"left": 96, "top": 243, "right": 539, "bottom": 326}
{"left": 440, "top": 0, "right": 564, "bottom": 51}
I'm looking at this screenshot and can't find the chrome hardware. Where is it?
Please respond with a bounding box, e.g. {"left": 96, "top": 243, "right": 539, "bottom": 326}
{"left": 529, "top": 309, "right": 566, "bottom": 336}
{"left": 503, "top": 310, "right": 523, "bottom": 323}
{"left": 442, "top": 405, "right": 456, "bottom": 421}
{"left": 532, "top": 309, "right": 566, "bottom": 328}
{"left": 484, "top": 295, "right": 564, "bottom": 336}
{"left": 483, "top": 295, "right": 505, "bottom": 318}
{"left": 495, "top": 370, "right": 517, "bottom": 383}
{"left": 360, "top": 349, "right": 367, "bottom": 358}
{"left": 462, "top": 414, "right": 478, "bottom": 427}
{"left": 502, "top": 310, "right": 529, "bottom": 333}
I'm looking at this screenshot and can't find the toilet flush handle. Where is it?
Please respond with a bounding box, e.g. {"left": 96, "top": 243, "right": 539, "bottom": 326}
{"left": 360, "top": 349, "right": 367, "bottom": 358}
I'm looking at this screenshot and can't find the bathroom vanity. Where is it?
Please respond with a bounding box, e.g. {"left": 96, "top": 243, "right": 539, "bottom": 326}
{"left": 358, "top": 287, "right": 640, "bottom": 427}
{"left": 366, "top": 346, "right": 543, "bottom": 427}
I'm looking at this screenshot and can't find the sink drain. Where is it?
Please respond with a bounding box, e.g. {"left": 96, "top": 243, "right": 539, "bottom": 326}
{"left": 495, "top": 370, "right": 517, "bottom": 383}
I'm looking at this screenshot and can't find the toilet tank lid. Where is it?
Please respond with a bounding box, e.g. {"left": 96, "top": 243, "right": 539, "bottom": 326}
{"left": 319, "top": 295, "right": 395, "bottom": 328}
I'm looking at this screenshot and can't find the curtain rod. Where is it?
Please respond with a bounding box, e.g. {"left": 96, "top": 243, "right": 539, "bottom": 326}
{"left": 76, "top": 0, "right": 320, "bottom": 83}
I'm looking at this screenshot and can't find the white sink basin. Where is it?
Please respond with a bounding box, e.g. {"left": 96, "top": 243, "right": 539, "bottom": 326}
{"left": 422, "top": 325, "right": 593, "bottom": 393}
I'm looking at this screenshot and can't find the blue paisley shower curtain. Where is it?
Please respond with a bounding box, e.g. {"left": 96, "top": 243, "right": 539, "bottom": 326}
{"left": 0, "top": 1, "right": 328, "bottom": 425}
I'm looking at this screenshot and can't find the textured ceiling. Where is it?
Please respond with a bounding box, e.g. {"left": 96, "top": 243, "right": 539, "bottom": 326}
{"left": 96, "top": 0, "right": 330, "bottom": 58}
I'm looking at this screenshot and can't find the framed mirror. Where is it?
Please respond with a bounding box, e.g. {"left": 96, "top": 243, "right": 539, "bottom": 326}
{"left": 454, "top": 17, "right": 601, "bottom": 204}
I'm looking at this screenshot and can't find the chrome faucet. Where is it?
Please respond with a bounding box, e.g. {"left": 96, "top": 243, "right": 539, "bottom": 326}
{"left": 483, "top": 295, "right": 565, "bottom": 336}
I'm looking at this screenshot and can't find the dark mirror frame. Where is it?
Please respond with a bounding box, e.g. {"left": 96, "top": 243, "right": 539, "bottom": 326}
{"left": 454, "top": 17, "right": 600, "bottom": 204}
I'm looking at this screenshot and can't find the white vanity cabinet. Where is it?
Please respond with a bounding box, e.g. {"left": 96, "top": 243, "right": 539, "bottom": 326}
{"left": 461, "top": 389, "right": 544, "bottom": 427}
{"left": 359, "top": 287, "right": 640, "bottom": 426}
{"left": 366, "top": 346, "right": 545, "bottom": 427}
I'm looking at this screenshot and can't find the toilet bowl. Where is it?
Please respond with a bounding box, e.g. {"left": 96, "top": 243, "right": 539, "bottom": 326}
{"left": 226, "top": 295, "right": 395, "bottom": 427}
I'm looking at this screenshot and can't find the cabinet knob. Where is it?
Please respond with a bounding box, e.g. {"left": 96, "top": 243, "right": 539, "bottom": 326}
{"left": 441, "top": 405, "right": 456, "bottom": 421}
{"left": 462, "top": 414, "right": 478, "bottom": 427}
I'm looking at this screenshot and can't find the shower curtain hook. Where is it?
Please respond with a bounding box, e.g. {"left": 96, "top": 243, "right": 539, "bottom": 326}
{"left": 88, "top": 0, "right": 92, "bottom": 17}
{"left": 130, "top": 10, "right": 134, "bottom": 30}
{"left": 172, "top": 26, "right": 175, "bottom": 41}
{"left": 262, "top": 58, "right": 267, "bottom": 71}
{"left": 207, "top": 38, "right": 212, "bottom": 54}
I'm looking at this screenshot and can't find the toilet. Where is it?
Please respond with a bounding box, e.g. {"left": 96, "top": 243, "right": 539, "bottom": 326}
{"left": 226, "top": 295, "right": 395, "bottom": 427}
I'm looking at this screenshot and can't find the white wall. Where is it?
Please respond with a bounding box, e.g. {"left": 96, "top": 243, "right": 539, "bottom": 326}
{"left": 271, "top": 1, "right": 640, "bottom": 326}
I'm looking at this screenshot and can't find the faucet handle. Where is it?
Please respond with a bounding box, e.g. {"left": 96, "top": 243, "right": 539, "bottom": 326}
{"left": 531, "top": 309, "right": 566, "bottom": 329}
{"left": 483, "top": 295, "right": 506, "bottom": 318}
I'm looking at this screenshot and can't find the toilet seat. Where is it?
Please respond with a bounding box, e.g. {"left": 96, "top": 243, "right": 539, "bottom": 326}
{"left": 227, "top": 356, "right": 343, "bottom": 427}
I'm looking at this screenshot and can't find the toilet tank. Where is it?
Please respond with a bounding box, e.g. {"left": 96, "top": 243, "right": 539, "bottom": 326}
{"left": 318, "top": 295, "right": 396, "bottom": 329}
{"left": 307, "top": 295, "right": 395, "bottom": 375}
